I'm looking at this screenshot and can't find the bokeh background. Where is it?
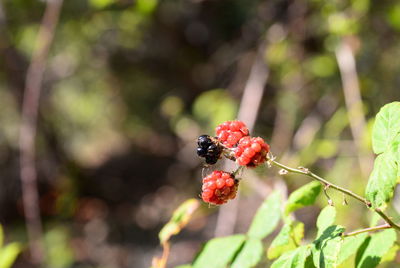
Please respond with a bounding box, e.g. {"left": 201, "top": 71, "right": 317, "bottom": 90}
{"left": 1, "top": 0, "right": 400, "bottom": 267}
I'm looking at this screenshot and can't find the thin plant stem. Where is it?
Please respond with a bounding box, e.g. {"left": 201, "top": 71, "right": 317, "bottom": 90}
{"left": 269, "top": 158, "right": 400, "bottom": 232}
{"left": 151, "top": 242, "right": 170, "bottom": 268}
{"left": 375, "top": 209, "right": 400, "bottom": 231}
{"left": 19, "top": 0, "right": 64, "bottom": 263}
{"left": 269, "top": 159, "right": 370, "bottom": 206}
{"left": 343, "top": 224, "right": 391, "bottom": 237}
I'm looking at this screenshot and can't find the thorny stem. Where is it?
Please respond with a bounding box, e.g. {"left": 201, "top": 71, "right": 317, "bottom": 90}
{"left": 268, "top": 157, "right": 400, "bottom": 232}
{"left": 343, "top": 224, "right": 391, "bottom": 237}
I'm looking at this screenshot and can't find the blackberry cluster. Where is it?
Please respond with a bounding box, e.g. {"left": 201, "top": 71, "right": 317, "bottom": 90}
{"left": 196, "top": 135, "right": 222, "bottom": 165}
{"left": 201, "top": 171, "right": 238, "bottom": 205}
{"left": 196, "top": 120, "right": 271, "bottom": 205}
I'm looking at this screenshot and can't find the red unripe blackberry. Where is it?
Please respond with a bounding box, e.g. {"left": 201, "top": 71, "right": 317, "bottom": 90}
{"left": 215, "top": 120, "right": 249, "bottom": 148}
{"left": 201, "top": 171, "right": 238, "bottom": 205}
{"left": 235, "top": 136, "right": 270, "bottom": 167}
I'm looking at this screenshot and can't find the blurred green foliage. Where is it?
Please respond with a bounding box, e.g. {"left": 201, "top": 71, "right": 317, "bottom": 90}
{"left": 0, "top": 225, "right": 21, "bottom": 268}
{"left": 0, "top": 0, "right": 400, "bottom": 267}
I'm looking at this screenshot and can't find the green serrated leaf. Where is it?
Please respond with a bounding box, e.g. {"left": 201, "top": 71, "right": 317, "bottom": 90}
{"left": 316, "top": 206, "right": 336, "bottom": 237}
{"left": 355, "top": 229, "right": 397, "bottom": 268}
{"left": 159, "top": 199, "right": 200, "bottom": 244}
{"left": 268, "top": 221, "right": 304, "bottom": 259}
{"left": 271, "top": 246, "right": 311, "bottom": 268}
{"left": 247, "top": 191, "right": 281, "bottom": 240}
{"left": 285, "top": 181, "right": 321, "bottom": 215}
{"left": 174, "top": 265, "right": 192, "bottom": 268}
{"left": 193, "top": 234, "right": 246, "bottom": 268}
{"left": 312, "top": 225, "right": 345, "bottom": 268}
{"left": 0, "top": 242, "right": 22, "bottom": 268}
{"left": 337, "top": 233, "right": 368, "bottom": 265}
{"left": 231, "top": 238, "right": 263, "bottom": 268}
{"left": 365, "top": 152, "right": 398, "bottom": 209}
{"left": 372, "top": 102, "right": 400, "bottom": 154}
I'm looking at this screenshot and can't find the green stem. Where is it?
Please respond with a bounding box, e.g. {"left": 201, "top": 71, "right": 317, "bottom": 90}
{"left": 343, "top": 224, "right": 391, "bottom": 237}
{"left": 269, "top": 158, "right": 400, "bottom": 232}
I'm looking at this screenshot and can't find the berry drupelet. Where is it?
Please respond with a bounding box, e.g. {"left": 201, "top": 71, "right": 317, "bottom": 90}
{"left": 235, "top": 136, "right": 270, "bottom": 167}
{"left": 201, "top": 171, "right": 238, "bottom": 205}
{"left": 196, "top": 135, "right": 222, "bottom": 165}
{"left": 215, "top": 120, "right": 249, "bottom": 148}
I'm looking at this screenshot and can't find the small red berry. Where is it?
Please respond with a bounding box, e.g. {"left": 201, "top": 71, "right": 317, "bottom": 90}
{"left": 215, "top": 120, "right": 249, "bottom": 148}
{"left": 201, "top": 171, "right": 238, "bottom": 205}
{"left": 235, "top": 136, "right": 270, "bottom": 167}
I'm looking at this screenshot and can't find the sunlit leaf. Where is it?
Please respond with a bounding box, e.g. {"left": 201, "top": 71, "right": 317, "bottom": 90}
{"left": 193, "top": 234, "right": 246, "bottom": 268}
{"left": 365, "top": 152, "right": 398, "bottom": 209}
{"left": 355, "top": 229, "right": 397, "bottom": 268}
{"left": 312, "top": 225, "right": 345, "bottom": 268}
{"left": 0, "top": 225, "right": 4, "bottom": 248}
{"left": 175, "top": 265, "right": 192, "bottom": 268}
{"left": 380, "top": 243, "right": 399, "bottom": 264}
{"left": 89, "top": 0, "right": 114, "bottom": 9}
{"left": 271, "top": 246, "right": 311, "bottom": 268}
{"left": 337, "top": 233, "right": 368, "bottom": 265}
{"left": 45, "top": 227, "right": 74, "bottom": 268}
{"left": 0, "top": 242, "right": 22, "bottom": 268}
{"left": 316, "top": 206, "right": 336, "bottom": 237}
{"left": 231, "top": 238, "right": 263, "bottom": 268}
{"left": 247, "top": 191, "right": 282, "bottom": 239}
{"left": 159, "top": 199, "right": 200, "bottom": 244}
{"left": 285, "top": 181, "right": 321, "bottom": 215}
{"left": 372, "top": 102, "right": 400, "bottom": 154}
{"left": 136, "top": 0, "right": 158, "bottom": 15}
{"left": 268, "top": 221, "right": 304, "bottom": 259}
{"left": 387, "top": 4, "right": 400, "bottom": 31}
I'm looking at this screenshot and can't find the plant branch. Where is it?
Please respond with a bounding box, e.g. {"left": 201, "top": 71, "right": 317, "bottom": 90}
{"left": 343, "top": 224, "right": 391, "bottom": 237}
{"left": 375, "top": 209, "right": 400, "bottom": 231}
{"left": 151, "top": 242, "right": 170, "bottom": 268}
{"left": 269, "top": 158, "right": 400, "bottom": 232}
{"left": 19, "top": 0, "right": 64, "bottom": 264}
{"left": 269, "top": 158, "right": 370, "bottom": 206}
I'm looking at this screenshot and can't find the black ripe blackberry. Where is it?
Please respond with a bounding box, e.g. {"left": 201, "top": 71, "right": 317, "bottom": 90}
{"left": 196, "top": 135, "right": 222, "bottom": 165}
{"left": 197, "top": 147, "right": 207, "bottom": 157}
{"left": 198, "top": 135, "right": 212, "bottom": 147}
